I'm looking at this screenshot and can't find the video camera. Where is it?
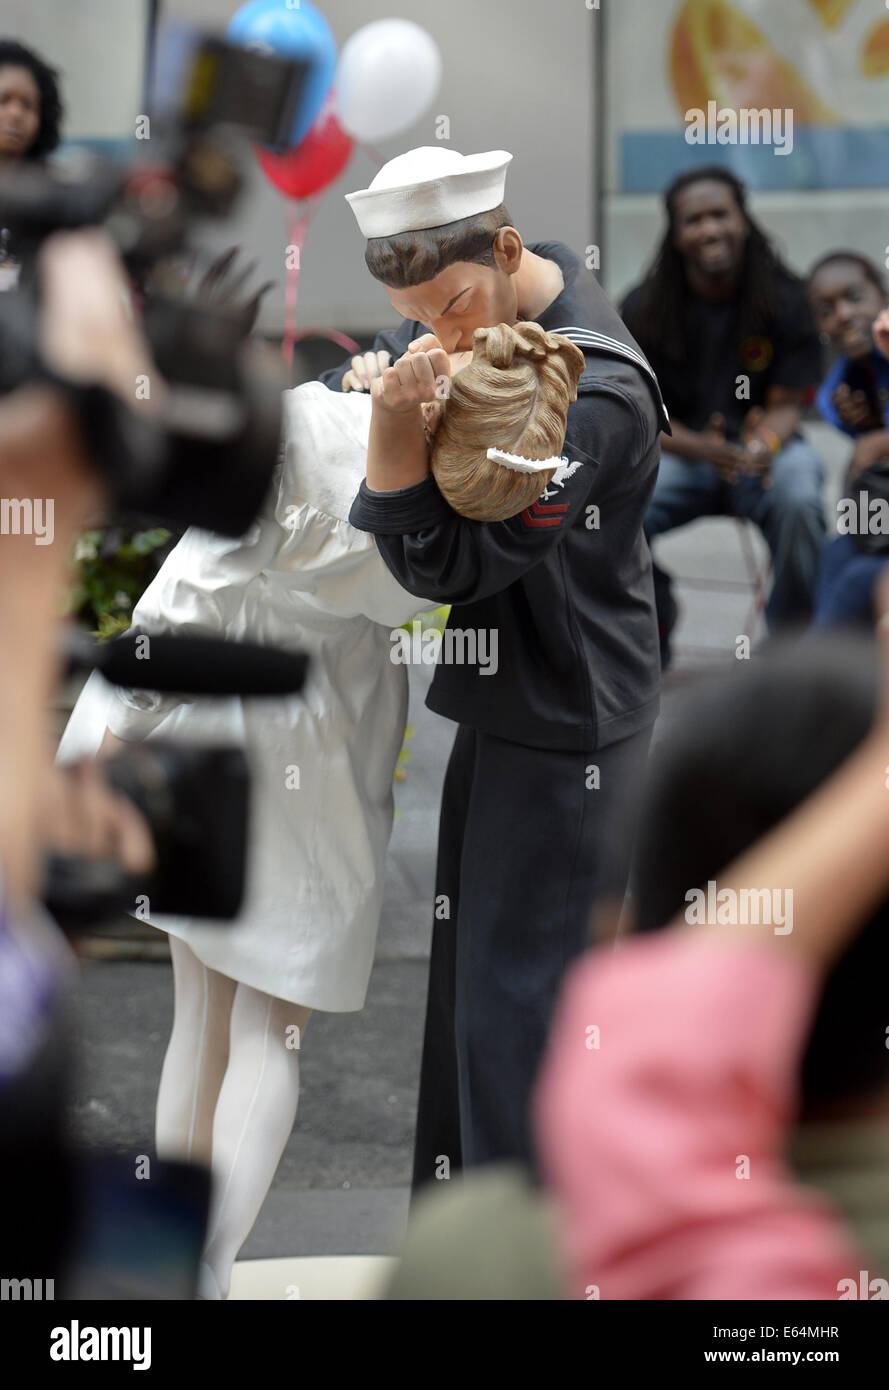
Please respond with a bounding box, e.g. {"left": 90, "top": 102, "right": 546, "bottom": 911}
{"left": 0, "top": 34, "right": 314, "bottom": 536}
{"left": 45, "top": 629, "right": 311, "bottom": 932}
{"left": 0, "top": 34, "right": 325, "bottom": 1300}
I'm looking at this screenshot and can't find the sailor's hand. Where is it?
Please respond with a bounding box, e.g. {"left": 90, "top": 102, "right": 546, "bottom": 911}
{"left": 409, "top": 333, "right": 473, "bottom": 380}
{"left": 342, "top": 349, "right": 392, "bottom": 391}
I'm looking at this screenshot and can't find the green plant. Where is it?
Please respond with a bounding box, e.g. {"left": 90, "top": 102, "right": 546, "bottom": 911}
{"left": 407, "top": 604, "right": 450, "bottom": 637}
{"left": 65, "top": 525, "right": 175, "bottom": 639}
{"left": 393, "top": 606, "right": 450, "bottom": 792}
{"left": 394, "top": 722, "right": 415, "bottom": 785}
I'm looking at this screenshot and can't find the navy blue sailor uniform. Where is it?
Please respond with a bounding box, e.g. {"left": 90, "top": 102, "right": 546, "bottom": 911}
{"left": 319, "top": 239, "right": 670, "bottom": 1182}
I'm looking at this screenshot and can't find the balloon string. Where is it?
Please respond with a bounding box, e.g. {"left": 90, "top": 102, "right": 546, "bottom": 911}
{"left": 288, "top": 328, "right": 363, "bottom": 354}
{"left": 279, "top": 145, "right": 390, "bottom": 379}
{"left": 281, "top": 194, "right": 322, "bottom": 374}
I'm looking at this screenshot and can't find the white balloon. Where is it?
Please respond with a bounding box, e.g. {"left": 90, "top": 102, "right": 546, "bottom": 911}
{"left": 335, "top": 19, "right": 442, "bottom": 143}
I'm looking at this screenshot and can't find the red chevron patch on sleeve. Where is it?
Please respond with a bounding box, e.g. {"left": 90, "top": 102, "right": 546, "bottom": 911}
{"left": 520, "top": 499, "right": 570, "bottom": 529}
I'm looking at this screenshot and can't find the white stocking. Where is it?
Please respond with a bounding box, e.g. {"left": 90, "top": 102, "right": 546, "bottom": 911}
{"left": 201, "top": 981, "right": 311, "bottom": 1299}
{"left": 155, "top": 937, "right": 236, "bottom": 1166}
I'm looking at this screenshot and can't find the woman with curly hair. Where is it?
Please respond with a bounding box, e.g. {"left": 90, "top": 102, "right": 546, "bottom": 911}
{"left": 0, "top": 39, "right": 63, "bottom": 287}
{"left": 0, "top": 38, "right": 62, "bottom": 166}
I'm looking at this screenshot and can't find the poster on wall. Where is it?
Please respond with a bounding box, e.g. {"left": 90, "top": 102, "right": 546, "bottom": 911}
{"left": 609, "top": 0, "right": 889, "bottom": 191}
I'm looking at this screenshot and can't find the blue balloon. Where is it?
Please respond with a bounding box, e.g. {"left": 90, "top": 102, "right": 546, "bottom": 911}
{"left": 227, "top": 0, "right": 336, "bottom": 149}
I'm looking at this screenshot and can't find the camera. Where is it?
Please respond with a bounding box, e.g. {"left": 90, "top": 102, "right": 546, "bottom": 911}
{"left": 43, "top": 741, "right": 251, "bottom": 933}
{"left": 0, "top": 35, "right": 314, "bottom": 536}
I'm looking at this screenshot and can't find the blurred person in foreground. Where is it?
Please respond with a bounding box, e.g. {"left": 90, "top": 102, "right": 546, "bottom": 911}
{"left": 534, "top": 610, "right": 889, "bottom": 1299}
{"left": 0, "top": 228, "right": 157, "bottom": 1283}
{"left": 387, "top": 616, "right": 889, "bottom": 1298}
{"left": 807, "top": 253, "right": 889, "bottom": 627}
{"left": 622, "top": 166, "right": 825, "bottom": 666}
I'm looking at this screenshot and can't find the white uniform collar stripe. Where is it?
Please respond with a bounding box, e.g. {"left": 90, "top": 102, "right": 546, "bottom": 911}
{"left": 552, "top": 327, "right": 654, "bottom": 371}
{"left": 551, "top": 327, "right": 670, "bottom": 426}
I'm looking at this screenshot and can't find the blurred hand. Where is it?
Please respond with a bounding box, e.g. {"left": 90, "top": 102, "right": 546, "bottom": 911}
{"left": 36, "top": 228, "right": 162, "bottom": 408}
{"left": 42, "top": 759, "right": 156, "bottom": 877}
{"left": 698, "top": 413, "right": 758, "bottom": 484}
{"left": 870, "top": 568, "right": 889, "bottom": 739}
{"left": 342, "top": 349, "right": 392, "bottom": 392}
{"left": 874, "top": 309, "right": 889, "bottom": 361}
{"left": 848, "top": 429, "right": 889, "bottom": 483}
{"left": 832, "top": 383, "right": 883, "bottom": 434}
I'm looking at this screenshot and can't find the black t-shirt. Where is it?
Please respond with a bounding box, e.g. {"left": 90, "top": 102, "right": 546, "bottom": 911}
{"left": 620, "top": 271, "right": 820, "bottom": 440}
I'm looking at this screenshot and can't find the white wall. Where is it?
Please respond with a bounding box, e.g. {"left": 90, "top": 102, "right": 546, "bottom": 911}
{"left": 2, "top": 0, "right": 148, "bottom": 140}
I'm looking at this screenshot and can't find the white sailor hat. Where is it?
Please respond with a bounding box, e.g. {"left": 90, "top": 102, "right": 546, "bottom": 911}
{"left": 345, "top": 147, "right": 513, "bottom": 239}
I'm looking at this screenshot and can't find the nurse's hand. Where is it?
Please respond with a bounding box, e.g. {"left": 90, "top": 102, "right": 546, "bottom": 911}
{"left": 370, "top": 341, "right": 451, "bottom": 415}
{"left": 421, "top": 399, "right": 443, "bottom": 441}
{"left": 406, "top": 332, "right": 447, "bottom": 355}
{"left": 342, "top": 349, "right": 392, "bottom": 392}
{"left": 408, "top": 333, "right": 473, "bottom": 379}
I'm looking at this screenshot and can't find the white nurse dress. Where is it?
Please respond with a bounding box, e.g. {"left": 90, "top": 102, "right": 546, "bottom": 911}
{"left": 57, "top": 382, "right": 428, "bottom": 1012}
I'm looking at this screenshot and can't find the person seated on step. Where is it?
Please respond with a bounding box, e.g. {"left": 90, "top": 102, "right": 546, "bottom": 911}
{"left": 621, "top": 165, "right": 825, "bottom": 667}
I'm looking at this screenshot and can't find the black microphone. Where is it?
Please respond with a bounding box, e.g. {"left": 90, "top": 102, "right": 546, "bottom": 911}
{"left": 64, "top": 629, "right": 309, "bottom": 697}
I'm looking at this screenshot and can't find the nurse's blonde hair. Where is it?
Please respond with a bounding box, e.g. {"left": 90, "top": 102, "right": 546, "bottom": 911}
{"left": 430, "top": 322, "right": 586, "bottom": 522}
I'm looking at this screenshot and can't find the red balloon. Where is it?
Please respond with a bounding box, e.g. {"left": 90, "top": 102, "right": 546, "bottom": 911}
{"left": 256, "top": 93, "right": 354, "bottom": 200}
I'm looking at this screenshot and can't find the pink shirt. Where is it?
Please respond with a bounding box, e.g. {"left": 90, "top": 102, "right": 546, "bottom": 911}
{"left": 533, "top": 934, "right": 866, "bottom": 1300}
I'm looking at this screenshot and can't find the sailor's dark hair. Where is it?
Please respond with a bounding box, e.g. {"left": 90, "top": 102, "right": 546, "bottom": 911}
{"left": 0, "top": 39, "right": 63, "bottom": 160}
{"left": 363, "top": 204, "right": 515, "bottom": 289}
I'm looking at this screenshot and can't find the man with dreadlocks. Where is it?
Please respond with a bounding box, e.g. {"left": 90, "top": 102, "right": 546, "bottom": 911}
{"left": 621, "top": 167, "right": 825, "bottom": 666}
